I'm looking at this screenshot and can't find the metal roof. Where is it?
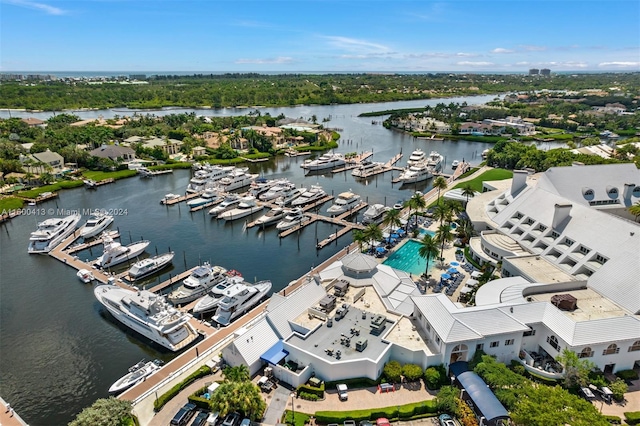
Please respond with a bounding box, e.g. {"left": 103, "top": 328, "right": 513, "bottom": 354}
{"left": 456, "top": 371, "right": 509, "bottom": 422}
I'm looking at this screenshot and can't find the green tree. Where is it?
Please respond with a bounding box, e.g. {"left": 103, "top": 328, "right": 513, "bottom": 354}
{"left": 222, "top": 365, "right": 250, "bottom": 383}
{"left": 352, "top": 229, "right": 366, "bottom": 252}
{"left": 407, "top": 191, "right": 427, "bottom": 226}
{"left": 435, "top": 385, "right": 459, "bottom": 415}
{"left": 209, "top": 381, "right": 266, "bottom": 420}
{"left": 68, "top": 397, "right": 132, "bottom": 426}
{"left": 628, "top": 201, "right": 640, "bottom": 222}
{"left": 607, "top": 378, "right": 628, "bottom": 402}
{"left": 461, "top": 183, "right": 476, "bottom": 205}
{"left": 432, "top": 175, "right": 448, "bottom": 204}
{"left": 435, "top": 223, "right": 454, "bottom": 262}
{"left": 363, "top": 223, "right": 383, "bottom": 249}
{"left": 402, "top": 363, "right": 424, "bottom": 382}
{"left": 433, "top": 203, "right": 453, "bottom": 227}
{"left": 418, "top": 234, "right": 439, "bottom": 278}
{"left": 556, "top": 348, "right": 596, "bottom": 388}
{"left": 383, "top": 360, "right": 402, "bottom": 383}
{"left": 382, "top": 208, "right": 402, "bottom": 231}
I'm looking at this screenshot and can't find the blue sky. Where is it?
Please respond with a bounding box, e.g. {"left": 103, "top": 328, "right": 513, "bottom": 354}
{"left": 1, "top": 0, "right": 638, "bottom": 72}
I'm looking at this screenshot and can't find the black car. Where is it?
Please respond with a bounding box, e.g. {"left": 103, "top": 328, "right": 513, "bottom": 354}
{"left": 222, "top": 412, "right": 241, "bottom": 426}
{"left": 170, "top": 402, "right": 197, "bottom": 426}
{"left": 193, "top": 410, "right": 210, "bottom": 426}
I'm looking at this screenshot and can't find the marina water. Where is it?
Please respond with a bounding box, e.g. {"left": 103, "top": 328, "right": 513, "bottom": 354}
{"left": 1, "top": 95, "right": 564, "bottom": 425}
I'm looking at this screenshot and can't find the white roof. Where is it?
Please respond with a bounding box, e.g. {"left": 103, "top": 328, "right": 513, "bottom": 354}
{"left": 265, "top": 281, "right": 327, "bottom": 338}
{"left": 230, "top": 318, "right": 279, "bottom": 366}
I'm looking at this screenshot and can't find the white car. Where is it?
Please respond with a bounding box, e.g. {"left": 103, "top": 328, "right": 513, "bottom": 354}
{"left": 337, "top": 383, "right": 348, "bottom": 401}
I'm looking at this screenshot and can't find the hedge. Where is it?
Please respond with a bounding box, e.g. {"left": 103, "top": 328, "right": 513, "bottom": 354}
{"left": 625, "top": 412, "right": 640, "bottom": 425}
{"left": 153, "top": 365, "right": 212, "bottom": 411}
{"left": 314, "top": 401, "right": 437, "bottom": 423}
{"left": 188, "top": 385, "right": 212, "bottom": 410}
{"left": 325, "top": 377, "right": 380, "bottom": 389}
{"left": 149, "top": 162, "right": 192, "bottom": 170}
{"left": 297, "top": 382, "right": 325, "bottom": 398}
{"left": 615, "top": 369, "right": 639, "bottom": 381}
{"left": 17, "top": 180, "right": 85, "bottom": 198}
{"left": 603, "top": 415, "right": 621, "bottom": 424}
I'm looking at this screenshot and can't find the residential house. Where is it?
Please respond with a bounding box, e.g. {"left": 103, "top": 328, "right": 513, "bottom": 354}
{"left": 25, "top": 149, "right": 64, "bottom": 174}
{"left": 21, "top": 117, "right": 46, "bottom": 128}
{"left": 90, "top": 144, "right": 136, "bottom": 162}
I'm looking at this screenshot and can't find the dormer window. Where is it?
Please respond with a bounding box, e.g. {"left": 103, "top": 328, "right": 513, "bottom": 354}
{"left": 582, "top": 188, "right": 594, "bottom": 200}
{"left": 607, "top": 186, "right": 619, "bottom": 198}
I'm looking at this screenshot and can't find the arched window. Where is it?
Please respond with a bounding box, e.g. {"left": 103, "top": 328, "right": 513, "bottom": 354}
{"left": 546, "top": 335, "right": 560, "bottom": 351}
{"left": 629, "top": 341, "right": 640, "bottom": 352}
{"left": 579, "top": 347, "right": 594, "bottom": 358}
{"left": 603, "top": 343, "right": 619, "bottom": 355}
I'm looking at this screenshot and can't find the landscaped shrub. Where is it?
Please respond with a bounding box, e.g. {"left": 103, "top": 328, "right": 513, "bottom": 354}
{"left": 424, "top": 367, "right": 442, "bottom": 390}
{"left": 615, "top": 369, "right": 639, "bottom": 381}
{"left": 298, "top": 391, "right": 319, "bottom": 401}
{"left": 297, "top": 382, "right": 325, "bottom": 398}
{"left": 315, "top": 401, "right": 437, "bottom": 424}
{"left": 383, "top": 360, "right": 402, "bottom": 383}
{"left": 603, "top": 415, "right": 621, "bottom": 424}
{"left": 509, "top": 360, "right": 526, "bottom": 376}
{"left": 153, "top": 365, "right": 212, "bottom": 411}
{"left": 402, "top": 364, "right": 423, "bottom": 382}
{"left": 625, "top": 412, "right": 640, "bottom": 425}
{"left": 608, "top": 378, "right": 628, "bottom": 401}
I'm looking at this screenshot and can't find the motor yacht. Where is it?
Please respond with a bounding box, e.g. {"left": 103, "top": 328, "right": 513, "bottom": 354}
{"left": 351, "top": 161, "right": 384, "bottom": 178}
{"left": 208, "top": 194, "right": 241, "bottom": 217}
{"left": 426, "top": 151, "right": 444, "bottom": 171}
{"left": 249, "top": 177, "right": 284, "bottom": 198}
{"left": 109, "top": 359, "right": 163, "bottom": 394}
{"left": 407, "top": 149, "right": 426, "bottom": 166}
{"left": 211, "top": 280, "right": 272, "bottom": 326}
{"left": 253, "top": 206, "right": 286, "bottom": 227}
{"left": 275, "top": 208, "right": 309, "bottom": 231}
{"left": 216, "top": 169, "right": 258, "bottom": 192}
{"left": 452, "top": 160, "right": 460, "bottom": 169}
{"left": 95, "top": 236, "right": 150, "bottom": 269}
{"left": 291, "top": 184, "right": 327, "bottom": 207}
{"left": 397, "top": 162, "right": 432, "bottom": 184}
{"left": 192, "top": 275, "right": 243, "bottom": 315}
{"left": 481, "top": 149, "right": 490, "bottom": 159}
{"left": 186, "top": 165, "right": 233, "bottom": 193}
{"left": 274, "top": 186, "right": 306, "bottom": 206}
{"left": 326, "top": 191, "right": 361, "bottom": 216}
{"left": 127, "top": 252, "right": 175, "bottom": 280}
{"left": 160, "top": 193, "right": 181, "bottom": 204}
{"left": 94, "top": 285, "right": 198, "bottom": 351}
{"left": 300, "top": 152, "right": 346, "bottom": 172}
{"left": 187, "top": 188, "right": 221, "bottom": 209}
{"left": 77, "top": 269, "right": 95, "bottom": 283}
{"left": 362, "top": 204, "right": 391, "bottom": 225}
{"left": 219, "top": 196, "right": 263, "bottom": 221}
{"left": 259, "top": 180, "right": 295, "bottom": 201}
{"left": 27, "top": 213, "right": 81, "bottom": 254}
{"left": 79, "top": 211, "right": 114, "bottom": 239}
{"left": 168, "top": 263, "right": 228, "bottom": 305}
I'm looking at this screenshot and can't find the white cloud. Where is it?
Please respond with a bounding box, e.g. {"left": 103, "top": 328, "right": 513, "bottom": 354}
{"left": 520, "top": 45, "right": 547, "bottom": 52}
{"left": 598, "top": 61, "right": 640, "bottom": 68}
{"left": 491, "top": 48, "right": 514, "bottom": 54}
{"left": 234, "top": 57, "right": 293, "bottom": 65}
{"left": 456, "top": 61, "right": 494, "bottom": 67}
{"left": 4, "top": 0, "right": 66, "bottom": 15}
{"left": 322, "top": 36, "right": 390, "bottom": 54}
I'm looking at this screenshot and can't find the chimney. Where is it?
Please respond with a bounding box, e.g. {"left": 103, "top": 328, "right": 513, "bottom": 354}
{"left": 623, "top": 183, "right": 635, "bottom": 202}
{"left": 510, "top": 170, "right": 528, "bottom": 196}
{"left": 552, "top": 203, "right": 572, "bottom": 230}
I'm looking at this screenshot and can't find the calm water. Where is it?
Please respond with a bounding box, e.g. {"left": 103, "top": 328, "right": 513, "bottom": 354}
{"left": 0, "top": 95, "right": 566, "bottom": 425}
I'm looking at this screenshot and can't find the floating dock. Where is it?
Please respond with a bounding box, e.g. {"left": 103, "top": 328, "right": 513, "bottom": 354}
{"left": 278, "top": 202, "right": 367, "bottom": 239}
{"left": 162, "top": 192, "right": 202, "bottom": 206}
{"left": 20, "top": 191, "right": 58, "bottom": 204}
{"left": 66, "top": 230, "right": 120, "bottom": 254}
{"left": 145, "top": 267, "right": 199, "bottom": 294}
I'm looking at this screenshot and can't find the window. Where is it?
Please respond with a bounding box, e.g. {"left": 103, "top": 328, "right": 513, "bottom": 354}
{"left": 608, "top": 187, "right": 619, "bottom": 196}
{"left": 547, "top": 335, "right": 560, "bottom": 351}
{"left": 578, "top": 245, "right": 590, "bottom": 255}
{"left": 633, "top": 186, "right": 640, "bottom": 197}
{"left": 537, "top": 224, "right": 547, "bottom": 232}
{"left": 476, "top": 343, "right": 484, "bottom": 351}
{"left": 514, "top": 212, "right": 523, "bottom": 220}
{"left": 579, "top": 347, "right": 594, "bottom": 358}
{"left": 505, "top": 339, "right": 515, "bottom": 346}
{"left": 550, "top": 231, "right": 560, "bottom": 239}
{"left": 629, "top": 341, "right": 640, "bottom": 352}
{"left": 563, "top": 237, "right": 575, "bottom": 247}
{"left": 523, "top": 328, "right": 536, "bottom": 337}
{"left": 595, "top": 254, "right": 609, "bottom": 265}
{"left": 490, "top": 341, "right": 499, "bottom": 348}
{"left": 525, "top": 218, "right": 535, "bottom": 225}
{"left": 603, "top": 344, "right": 619, "bottom": 355}
{"left": 582, "top": 188, "right": 594, "bottom": 197}
{"left": 426, "top": 322, "right": 431, "bottom": 332}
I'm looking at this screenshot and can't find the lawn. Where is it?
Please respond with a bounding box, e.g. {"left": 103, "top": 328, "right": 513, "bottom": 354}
{"left": 0, "top": 196, "right": 24, "bottom": 212}
{"left": 82, "top": 169, "right": 138, "bottom": 180}
{"left": 453, "top": 168, "right": 513, "bottom": 193}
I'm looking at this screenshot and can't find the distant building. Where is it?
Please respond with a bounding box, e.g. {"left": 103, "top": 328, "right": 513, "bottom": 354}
{"left": 90, "top": 145, "right": 136, "bottom": 162}
{"left": 21, "top": 117, "right": 46, "bottom": 128}
{"left": 129, "top": 74, "right": 147, "bottom": 80}
{"left": 529, "top": 68, "right": 540, "bottom": 75}
{"left": 192, "top": 146, "right": 207, "bottom": 157}
{"left": 540, "top": 68, "right": 551, "bottom": 76}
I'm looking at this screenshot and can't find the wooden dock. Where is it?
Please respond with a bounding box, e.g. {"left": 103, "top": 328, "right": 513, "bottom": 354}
{"left": 351, "top": 153, "right": 404, "bottom": 178}
{"left": 245, "top": 195, "right": 334, "bottom": 228}
{"left": 240, "top": 156, "right": 270, "bottom": 163}
{"left": 66, "top": 230, "right": 120, "bottom": 254}
{"left": 162, "top": 192, "right": 202, "bottom": 206}
{"left": 20, "top": 191, "right": 58, "bottom": 204}
{"left": 331, "top": 151, "right": 374, "bottom": 173}
{"left": 189, "top": 198, "right": 223, "bottom": 212}
{"left": 278, "top": 202, "right": 367, "bottom": 238}
{"left": 145, "top": 267, "right": 198, "bottom": 294}
{"left": 0, "top": 209, "right": 20, "bottom": 224}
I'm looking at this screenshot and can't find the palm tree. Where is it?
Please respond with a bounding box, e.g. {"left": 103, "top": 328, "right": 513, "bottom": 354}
{"left": 461, "top": 183, "right": 476, "bottom": 205}
{"left": 418, "top": 234, "right": 439, "bottom": 278}
{"left": 407, "top": 191, "right": 427, "bottom": 226}
{"left": 363, "top": 223, "right": 383, "bottom": 250}
{"left": 433, "top": 203, "right": 453, "bottom": 227}
{"left": 435, "top": 223, "right": 454, "bottom": 263}
{"left": 456, "top": 217, "right": 475, "bottom": 245}
{"left": 382, "top": 208, "right": 402, "bottom": 231}
{"left": 223, "top": 365, "right": 250, "bottom": 382}
{"left": 432, "top": 175, "right": 448, "bottom": 205}
{"left": 352, "top": 229, "right": 366, "bottom": 252}
{"left": 628, "top": 201, "right": 640, "bottom": 222}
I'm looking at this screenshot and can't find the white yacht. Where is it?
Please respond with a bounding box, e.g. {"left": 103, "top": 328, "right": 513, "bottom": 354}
{"left": 94, "top": 285, "right": 198, "bottom": 352}
{"left": 211, "top": 280, "right": 272, "bottom": 326}
{"left": 192, "top": 276, "right": 243, "bottom": 315}
{"left": 452, "top": 160, "right": 460, "bottom": 169}
{"left": 326, "top": 191, "right": 361, "bottom": 216}
{"left": 109, "top": 359, "right": 163, "bottom": 394}
{"left": 208, "top": 194, "right": 241, "bottom": 217}
{"left": 407, "top": 149, "right": 426, "bottom": 166}
{"left": 351, "top": 161, "right": 384, "bottom": 178}
{"left": 362, "top": 204, "right": 391, "bottom": 225}
{"left": 77, "top": 269, "right": 95, "bottom": 283}
{"left": 216, "top": 169, "right": 258, "bottom": 192}
{"left": 398, "top": 162, "right": 433, "bottom": 183}
{"left": 291, "top": 184, "right": 327, "bottom": 207}
{"left": 219, "top": 196, "right": 263, "bottom": 221}
{"left": 300, "top": 152, "right": 346, "bottom": 172}
{"left": 253, "top": 207, "right": 286, "bottom": 227}
{"left": 168, "top": 263, "right": 228, "bottom": 305}
{"left": 275, "top": 186, "right": 306, "bottom": 206}
{"left": 249, "top": 177, "right": 283, "bottom": 198}
{"left": 80, "top": 212, "right": 114, "bottom": 239}
{"left": 275, "top": 208, "right": 309, "bottom": 231}
{"left": 187, "top": 188, "right": 221, "bottom": 209}
{"left": 186, "top": 165, "right": 233, "bottom": 193}
{"left": 426, "top": 151, "right": 444, "bottom": 171}
{"left": 128, "top": 252, "right": 175, "bottom": 280}
{"left": 160, "top": 193, "right": 181, "bottom": 204}
{"left": 27, "top": 213, "right": 81, "bottom": 254}
{"left": 481, "top": 149, "right": 490, "bottom": 159}
{"left": 95, "top": 236, "right": 150, "bottom": 269}
{"left": 259, "top": 180, "right": 295, "bottom": 201}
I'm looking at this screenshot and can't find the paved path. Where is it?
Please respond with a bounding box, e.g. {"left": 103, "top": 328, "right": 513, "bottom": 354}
{"left": 0, "top": 397, "right": 29, "bottom": 426}
{"left": 262, "top": 385, "right": 293, "bottom": 425}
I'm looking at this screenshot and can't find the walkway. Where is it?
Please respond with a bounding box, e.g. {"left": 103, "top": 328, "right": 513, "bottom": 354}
{"left": 0, "top": 397, "right": 29, "bottom": 426}
{"left": 262, "top": 385, "right": 293, "bottom": 425}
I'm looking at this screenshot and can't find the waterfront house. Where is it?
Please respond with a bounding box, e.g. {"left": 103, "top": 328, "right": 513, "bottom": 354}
{"left": 90, "top": 144, "right": 136, "bottom": 162}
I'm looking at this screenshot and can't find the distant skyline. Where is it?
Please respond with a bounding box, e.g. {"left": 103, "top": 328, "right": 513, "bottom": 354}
{"left": 1, "top": 0, "right": 639, "bottom": 73}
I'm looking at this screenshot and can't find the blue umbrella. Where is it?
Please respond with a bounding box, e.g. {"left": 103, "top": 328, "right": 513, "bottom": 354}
{"left": 450, "top": 261, "right": 460, "bottom": 267}
{"left": 395, "top": 229, "right": 406, "bottom": 235}
{"left": 441, "top": 273, "right": 451, "bottom": 280}
{"left": 391, "top": 233, "right": 399, "bottom": 239}
{"left": 376, "top": 246, "right": 387, "bottom": 253}
{"left": 448, "top": 267, "right": 458, "bottom": 274}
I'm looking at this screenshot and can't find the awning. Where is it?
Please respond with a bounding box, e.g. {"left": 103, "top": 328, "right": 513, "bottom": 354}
{"left": 471, "top": 271, "right": 482, "bottom": 278}
{"left": 466, "top": 278, "right": 479, "bottom": 287}
{"left": 260, "top": 341, "right": 288, "bottom": 365}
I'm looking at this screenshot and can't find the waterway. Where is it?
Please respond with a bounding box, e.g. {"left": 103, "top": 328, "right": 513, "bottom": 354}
{"left": 0, "top": 95, "right": 567, "bottom": 425}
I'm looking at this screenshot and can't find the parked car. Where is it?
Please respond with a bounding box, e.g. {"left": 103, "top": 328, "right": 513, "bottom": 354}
{"left": 193, "top": 411, "right": 211, "bottom": 426}
{"left": 376, "top": 418, "right": 390, "bottom": 426}
{"left": 207, "top": 412, "right": 220, "bottom": 426}
{"left": 344, "top": 421, "right": 356, "bottom": 426}
{"left": 222, "top": 412, "right": 241, "bottom": 426}
{"left": 438, "top": 414, "right": 457, "bottom": 426}
{"left": 170, "top": 402, "right": 197, "bottom": 426}
{"left": 240, "top": 418, "right": 251, "bottom": 426}
{"left": 580, "top": 387, "right": 596, "bottom": 400}
{"left": 336, "top": 383, "right": 348, "bottom": 401}
{"left": 359, "top": 421, "right": 373, "bottom": 426}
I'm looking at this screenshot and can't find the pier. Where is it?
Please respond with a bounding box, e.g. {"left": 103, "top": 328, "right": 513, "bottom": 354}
{"left": 20, "top": 191, "right": 58, "bottom": 204}
{"left": 331, "top": 151, "right": 374, "bottom": 173}
{"left": 145, "top": 267, "right": 198, "bottom": 294}
{"left": 86, "top": 177, "right": 115, "bottom": 188}
{"left": 278, "top": 202, "right": 367, "bottom": 239}
{"left": 161, "top": 192, "right": 202, "bottom": 206}
{"left": 66, "top": 230, "right": 120, "bottom": 254}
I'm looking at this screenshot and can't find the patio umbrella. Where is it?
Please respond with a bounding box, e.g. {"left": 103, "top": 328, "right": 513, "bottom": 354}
{"left": 395, "top": 229, "right": 406, "bottom": 236}
{"left": 447, "top": 267, "right": 458, "bottom": 274}
{"left": 376, "top": 246, "right": 387, "bottom": 253}
{"left": 450, "top": 261, "right": 460, "bottom": 267}
{"left": 441, "top": 273, "right": 451, "bottom": 280}
{"left": 382, "top": 232, "right": 390, "bottom": 238}
{"left": 390, "top": 233, "right": 399, "bottom": 239}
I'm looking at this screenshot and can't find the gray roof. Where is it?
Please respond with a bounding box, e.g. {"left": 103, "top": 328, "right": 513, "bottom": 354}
{"left": 230, "top": 318, "right": 279, "bottom": 366}
{"left": 90, "top": 145, "right": 135, "bottom": 159}
{"left": 588, "top": 242, "right": 640, "bottom": 314}
{"left": 265, "top": 281, "right": 327, "bottom": 338}
{"left": 31, "top": 150, "right": 63, "bottom": 164}
{"left": 341, "top": 252, "right": 378, "bottom": 275}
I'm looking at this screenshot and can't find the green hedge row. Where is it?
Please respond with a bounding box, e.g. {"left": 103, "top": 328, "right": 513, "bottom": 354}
{"left": 17, "top": 180, "right": 85, "bottom": 198}
{"left": 153, "top": 365, "right": 212, "bottom": 412}
{"left": 314, "top": 400, "right": 437, "bottom": 423}
{"left": 603, "top": 415, "right": 621, "bottom": 424}
{"left": 149, "top": 162, "right": 192, "bottom": 170}
{"left": 188, "top": 385, "right": 211, "bottom": 410}
{"left": 625, "top": 411, "right": 640, "bottom": 425}
{"left": 615, "top": 369, "right": 639, "bottom": 381}
{"left": 325, "top": 377, "right": 380, "bottom": 389}
{"left": 297, "top": 382, "right": 325, "bottom": 398}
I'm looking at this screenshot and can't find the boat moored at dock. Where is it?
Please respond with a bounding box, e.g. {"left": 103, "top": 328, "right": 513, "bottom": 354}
{"left": 79, "top": 211, "right": 114, "bottom": 239}
{"left": 300, "top": 152, "right": 346, "bottom": 172}
{"left": 219, "top": 196, "right": 263, "bottom": 221}
{"left": 127, "top": 252, "right": 175, "bottom": 280}
{"left": 108, "top": 359, "right": 163, "bottom": 394}
{"left": 326, "top": 191, "right": 361, "bottom": 216}
{"left": 95, "top": 236, "right": 150, "bottom": 269}
{"left": 76, "top": 269, "right": 95, "bottom": 283}
{"left": 27, "top": 213, "right": 81, "bottom": 254}
{"left": 211, "top": 280, "right": 272, "bottom": 326}
{"left": 168, "top": 263, "right": 228, "bottom": 305}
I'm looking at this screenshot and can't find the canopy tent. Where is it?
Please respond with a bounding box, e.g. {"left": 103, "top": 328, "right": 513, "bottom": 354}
{"left": 471, "top": 271, "right": 482, "bottom": 278}
{"left": 447, "top": 267, "right": 458, "bottom": 274}
{"left": 460, "top": 286, "right": 473, "bottom": 294}
{"left": 260, "top": 341, "right": 289, "bottom": 365}
{"left": 465, "top": 278, "right": 479, "bottom": 287}
{"left": 441, "top": 273, "right": 451, "bottom": 280}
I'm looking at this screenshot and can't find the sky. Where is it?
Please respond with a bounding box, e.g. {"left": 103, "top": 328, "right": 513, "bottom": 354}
{"left": 0, "top": 0, "right": 639, "bottom": 73}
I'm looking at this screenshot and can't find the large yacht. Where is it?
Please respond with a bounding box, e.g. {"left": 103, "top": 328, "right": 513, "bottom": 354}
{"left": 187, "top": 188, "right": 221, "bottom": 209}
{"left": 219, "top": 196, "right": 263, "bottom": 221}
{"left": 94, "top": 285, "right": 198, "bottom": 352}
{"left": 362, "top": 204, "right": 391, "bottom": 225}
{"left": 192, "top": 275, "right": 243, "bottom": 315}
{"left": 301, "top": 152, "right": 346, "bottom": 172}
{"left": 95, "top": 236, "right": 150, "bottom": 269}
{"left": 168, "top": 263, "right": 228, "bottom": 305}
{"left": 27, "top": 213, "right": 81, "bottom": 254}
{"left": 208, "top": 194, "right": 241, "bottom": 217}
{"left": 407, "top": 149, "right": 426, "bottom": 166}
{"left": 259, "top": 180, "right": 295, "bottom": 201}
{"left": 79, "top": 212, "right": 114, "bottom": 239}
{"left": 291, "top": 184, "right": 327, "bottom": 207}
{"left": 426, "top": 150, "right": 444, "bottom": 171}
{"left": 186, "top": 165, "right": 233, "bottom": 193}
{"left": 249, "top": 177, "right": 285, "bottom": 198}
{"left": 351, "top": 161, "right": 384, "bottom": 178}
{"left": 326, "top": 191, "right": 361, "bottom": 216}
{"left": 274, "top": 186, "right": 306, "bottom": 206}
{"left": 253, "top": 206, "right": 286, "bottom": 227}
{"left": 127, "top": 252, "right": 175, "bottom": 280}
{"left": 216, "top": 169, "right": 258, "bottom": 192}
{"left": 211, "top": 280, "right": 272, "bottom": 326}
{"left": 397, "top": 162, "right": 433, "bottom": 184}
{"left": 275, "top": 208, "right": 309, "bottom": 231}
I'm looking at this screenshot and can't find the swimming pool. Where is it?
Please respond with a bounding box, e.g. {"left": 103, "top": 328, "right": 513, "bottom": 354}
{"left": 382, "top": 239, "right": 434, "bottom": 276}
{"left": 419, "top": 228, "right": 436, "bottom": 237}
